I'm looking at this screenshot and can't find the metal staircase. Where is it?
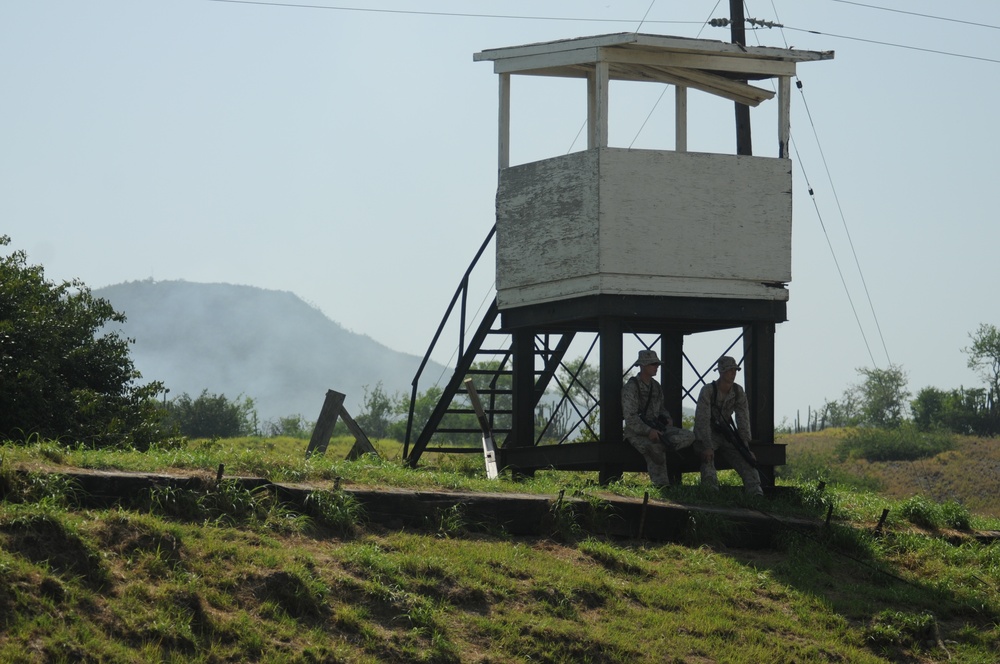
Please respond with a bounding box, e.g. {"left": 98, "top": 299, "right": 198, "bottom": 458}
{"left": 402, "top": 226, "right": 584, "bottom": 467}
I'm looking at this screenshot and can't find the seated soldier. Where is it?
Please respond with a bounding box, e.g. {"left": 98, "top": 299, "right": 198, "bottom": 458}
{"left": 693, "top": 355, "right": 763, "bottom": 496}
{"left": 621, "top": 350, "right": 696, "bottom": 487}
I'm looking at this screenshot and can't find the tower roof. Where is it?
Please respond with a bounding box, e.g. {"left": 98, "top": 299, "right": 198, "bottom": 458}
{"left": 474, "top": 32, "right": 833, "bottom": 107}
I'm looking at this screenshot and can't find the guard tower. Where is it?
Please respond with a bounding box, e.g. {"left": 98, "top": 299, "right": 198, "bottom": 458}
{"left": 404, "top": 33, "right": 832, "bottom": 485}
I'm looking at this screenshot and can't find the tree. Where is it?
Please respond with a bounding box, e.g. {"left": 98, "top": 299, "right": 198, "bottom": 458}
{"left": 912, "top": 385, "right": 997, "bottom": 436}
{"left": 262, "top": 414, "right": 314, "bottom": 438}
{"left": 164, "top": 390, "right": 257, "bottom": 438}
{"left": 0, "top": 235, "right": 166, "bottom": 448}
{"left": 856, "top": 364, "right": 910, "bottom": 428}
{"left": 558, "top": 356, "right": 600, "bottom": 408}
{"left": 963, "top": 323, "right": 1000, "bottom": 412}
{"left": 355, "top": 382, "right": 396, "bottom": 439}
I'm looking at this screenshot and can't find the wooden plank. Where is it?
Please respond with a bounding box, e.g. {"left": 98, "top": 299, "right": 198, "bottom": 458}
{"left": 675, "top": 86, "right": 687, "bottom": 152}
{"left": 604, "top": 48, "right": 797, "bottom": 77}
{"left": 657, "top": 65, "right": 775, "bottom": 105}
{"left": 489, "top": 47, "right": 599, "bottom": 75}
{"left": 474, "top": 32, "right": 832, "bottom": 64}
{"left": 305, "top": 389, "right": 345, "bottom": 458}
{"left": 778, "top": 76, "right": 791, "bottom": 158}
{"left": 464, "top": 379, "right": 499, "bottom": 479}
{"left": 499, "top": 73, "right": 510, "bottom": 169}
{"left": 342, "top": 406, "right": 379, "bottom": 461}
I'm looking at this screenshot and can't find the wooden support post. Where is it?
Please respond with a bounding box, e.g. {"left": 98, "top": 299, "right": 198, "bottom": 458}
{"left": 306, "top": 389, "right": 346, "bottom": 458}
{"left": 744, "top": 322, "right": 776, "bottom": 488}
{"left": 465, "top": 379, "right": 500, "bottom": 479}
{"left": 638, "top": 491, "right": 650, "bottom": 539}
{"left": 659, "top": 332, "right": 684, "bottom": 425}
{"left": 778, "top": 76, "right": 791, "bottom": 158}
{"left": 511, "top": 330, "right": 536, "bottom": 448}
{"left": 730, "top": 0, "right": 753, "bottom": 156}
{"left": 599, "top": 317, "right": 624, "bottom": 485}
{"left": 588, "top": 61, "right": 610, "bottom": 149}
{"left": 874, "top": 508, "right": 890, "bottom": 535}
{"left": 675, "top": 86, "right": 688, "bottom": 152}
{"left": 498, "top": 73, "right": 510, "bottom": 169}
{"left": 343, "top": 408, "right": 379, "bottom": 461}
{"left": 306, "top": 389, "right": 378, "bottom": 460}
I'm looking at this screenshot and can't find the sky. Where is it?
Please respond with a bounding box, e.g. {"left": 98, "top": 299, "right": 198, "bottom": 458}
{"left": 3, "top": 0, "right": 999, "bottom": 427}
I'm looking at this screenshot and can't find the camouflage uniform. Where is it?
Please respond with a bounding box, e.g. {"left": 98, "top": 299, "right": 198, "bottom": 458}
{"left": 622, "top": 374, "right": 695, "bottom": 487}
{"left": 693, "top": 379, "right": 762, "bottom": 495}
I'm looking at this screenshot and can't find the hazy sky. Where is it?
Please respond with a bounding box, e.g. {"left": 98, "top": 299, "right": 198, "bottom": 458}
{"left": 3, "top": 0, "right": 998, "bottom": 425}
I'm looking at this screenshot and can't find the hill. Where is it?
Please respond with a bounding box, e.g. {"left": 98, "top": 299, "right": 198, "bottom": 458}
{"left": 1, "top": 437, "right": 998, "bottom": 663}
{"left": 95, "top": 280, "right": 447, "bottom": 423}
{"left": 779, "top": 427, "right": 1000, "bottom": 518}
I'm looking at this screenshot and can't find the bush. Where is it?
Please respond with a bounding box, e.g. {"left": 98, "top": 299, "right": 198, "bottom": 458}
{"left": 835, "top": 424, "right": 954, "bottom": 462}
{"left": 164, "top": 390, "right": 257, "bottom": 438}
{"left": 897, "top": 496, "right": 972, "bottom": 531}
{"left": 0, "top": 235, "right": 166, "bottom": 448}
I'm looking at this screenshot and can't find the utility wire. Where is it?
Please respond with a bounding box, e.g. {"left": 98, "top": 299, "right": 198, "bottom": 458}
{"left": 634, "top": 0, "right": 658, "bottom": 34}
{"left": 792, "top": 137, "right": 879, "bottom": 369}
{"left": 780, "top": 24, "right": 1000, "bottom": 65}
{"left": 829, "top": 0, "right": 1000, "bottom": 31}
{"left": 625, "top": 0, "right": 721, "bottom": 149}
{"left": 793, "top": 78, "right": 892, "bottom": 366}
{"left": 205, "top": 0, "right": 701, "bottom": 24}
{"left": 760, "top": 5, "right": 892, "bottom": 366}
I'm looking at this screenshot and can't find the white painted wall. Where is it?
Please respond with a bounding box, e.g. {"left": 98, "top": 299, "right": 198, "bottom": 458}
{"left": 496, "top": 147, "right": 792, "bottom": 309}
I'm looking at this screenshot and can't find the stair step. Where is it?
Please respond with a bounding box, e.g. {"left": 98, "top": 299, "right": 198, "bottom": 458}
{"left": 435, "top": 427, "right": 511, "bottom": 434}
{"left": 460, "top": 388, "right": 513, "bottom": 395}
{"left": 421, "top": 446, "right": 484, "bottom": 454}
{"left": 446, "top": 408, "right": 513, "bottom": 415}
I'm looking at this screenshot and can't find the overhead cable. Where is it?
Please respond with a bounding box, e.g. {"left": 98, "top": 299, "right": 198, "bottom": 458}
{"left": 793, "top": 78, "right": 892, "bottom": 366}
{"left": 792, "top": 138, "right": 879, "bottom": 369}
{"left": 829, "top": 0, "right": 1000, "bottom": 31}
{"left": 205, "top": 0, "right": 701, "bottom": 24}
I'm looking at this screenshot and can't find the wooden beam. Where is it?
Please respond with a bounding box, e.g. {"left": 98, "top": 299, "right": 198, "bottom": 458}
{"left": 603, "top": 48, "right": 797, "bottom": 78}
{"left": 489, "top": 47, "right": 599, "bottom": 75}
{"left": 778, "top": 75, "right": 791, "bottom": 158}
{"left": 598, "top": 317, "right": 624, "bottom": 485}
{"left": 650, "top": 65, "right": 775, "bottom": 106}
{"left": 675, "top": 85, "right": 687, "bottom": 152}
{"left": 305, "top": 389, "right": 346, "bottom": 458}
{"left": 511, "top": 330, "right": 535, "bottom": 448}
{"left": 343, "top": 407, "right": 379, "bottom": 461}
{"left": 591, "top": 60, "right": 609, "bottom": 148}
{"left": 498, "top": 73, "right": 510, "bottom": 169}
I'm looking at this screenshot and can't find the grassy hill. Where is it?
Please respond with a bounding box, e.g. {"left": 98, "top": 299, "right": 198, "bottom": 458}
{"left": 778, "top": 427, "right": 1000, "bottom": 519}
{"left": 1, "top": 433, "right": 999, "bottom": 663}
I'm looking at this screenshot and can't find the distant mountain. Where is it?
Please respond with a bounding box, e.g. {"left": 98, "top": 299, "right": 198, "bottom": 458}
{"left": 95, "top": 280, "right": 447, "bottom": 423}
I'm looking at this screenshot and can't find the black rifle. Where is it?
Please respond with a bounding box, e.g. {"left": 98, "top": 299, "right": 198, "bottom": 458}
{"left": 639, "top": 412, "right": 673, "bottom": 434}
{"left": 710, "top": 410, "right": 758, "bottom": 469}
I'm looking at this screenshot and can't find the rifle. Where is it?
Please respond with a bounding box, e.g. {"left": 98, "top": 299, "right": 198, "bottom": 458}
{"left": 710, "top": 409, "right": 757, "bottom": 469}
{"left": 639, "top": 412, "right": 673, "bottom": 434}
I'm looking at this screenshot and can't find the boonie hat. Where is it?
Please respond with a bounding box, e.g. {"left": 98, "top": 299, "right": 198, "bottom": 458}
{"left": 634, "top": 350, "right": 661, "bottom": 367}
{"left": 716, "top": 356, "right": 741, "bottom": 373}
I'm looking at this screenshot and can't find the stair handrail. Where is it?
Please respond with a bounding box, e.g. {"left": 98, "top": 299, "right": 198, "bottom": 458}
{"left": 404, "top": 224, "right": 497, "bottom": 457}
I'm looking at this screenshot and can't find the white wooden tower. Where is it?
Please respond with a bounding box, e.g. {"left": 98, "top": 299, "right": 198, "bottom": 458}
{"left": 405, "top": 33, "right": 832, "bottom": 484}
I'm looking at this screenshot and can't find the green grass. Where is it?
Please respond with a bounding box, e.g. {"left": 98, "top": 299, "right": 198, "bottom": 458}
{"left": 1, "top": 434, "right": 1000, "bottom": 662}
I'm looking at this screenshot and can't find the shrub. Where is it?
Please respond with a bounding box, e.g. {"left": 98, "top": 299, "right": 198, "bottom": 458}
{"left": 0, "top": 235, "right": 166, "bottom": 448}
{"left": 836, "top": 424, "right": 954, "bottom": 462}
{"left": 899, "top": 495, "right": 941, "bottom": 529}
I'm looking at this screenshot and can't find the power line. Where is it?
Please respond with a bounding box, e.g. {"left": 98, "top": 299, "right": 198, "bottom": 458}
{"left": 205, "top": 0, "right": 702, "bottom": 25}
{"left": 828, "top": 0, "right": 1000, "bottom": 31}
{"left": 779, "top": 24, "right": 1000, "bottom": 64}
{"left": 792, "top": 137, "right": 879, "bottom": 369}
{"left": 793, "top": 78, "right": 892, "bottom": 366}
